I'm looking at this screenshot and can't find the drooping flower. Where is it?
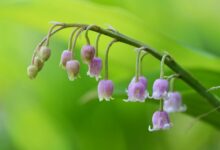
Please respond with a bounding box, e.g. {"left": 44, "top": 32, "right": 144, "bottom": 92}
{"left": 27, "top": 65, "right": 38, "bottom": 79}
{"left": 164, "top": 92, "right": 187, "bottom": 113}
{"left": 148, "top": 110, "right": 172, "bottom": 132}
{"left": 124, "top": 76, "right": 148, "bottom": 102}
{"left": 60, "top": 50, "right": 72, "bottom": 68}
{"left": 33, "top": 56, "right": 44, "bottom": 71}
{"left": 87, "top": 57, "right": 102, "bottom": 80}
{"left": 38, "top": 46, "right": 51, "bottom": 62}
{"left": 152, "top": 78, "right": 169, "bottom": 100}
{"left": 98, "top": 80, "right": 114, "bottom": 101}
{"left": 81, "top": 45, "right": 95, "bottom": 64}
{"left": 66, "top": 60, "right": 80, "bottom": 81}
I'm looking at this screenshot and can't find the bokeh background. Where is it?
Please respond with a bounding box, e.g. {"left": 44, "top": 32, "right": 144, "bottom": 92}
{"left": 0, "top": 0, "right": 220, "bottom": 150}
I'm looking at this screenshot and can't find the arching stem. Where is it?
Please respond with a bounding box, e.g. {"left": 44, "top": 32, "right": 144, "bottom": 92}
{"left": 104, "top": 39, "right": 118, "bottom": 79}
{"left": 71, "top": 27, "right": 86, "bottom": 58}
{"left": 95, "top": 33, "right": 102, "bottom": 57}
{"left": 68, "top": 27, "right": 81, "bottom": 50}
{"left": 85, "top": 24, "right": 97, "bottom": 45}
{"left": 160, "top": 54, "right": 169, "bottom": 79}
{"left": 135, "top": 47, "right": 146, "bottom": 82}
{"left": 140, "top": 52, "right": 148, "bottom": 75}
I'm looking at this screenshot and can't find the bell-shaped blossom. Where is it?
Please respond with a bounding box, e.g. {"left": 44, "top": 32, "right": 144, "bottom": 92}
{"left": 98, "top": 80, "right": 114, "bottom": 101}
{"left": 81, "top": 45, "right": 95, "bottom": 64}
{"left": 27, "top": 65, "right": 38, "bottom": 79}
{"left": 60, "top": 50, "right": 72, "bottom": 68}
{"left": 152, "top": 78, "right": 169, "bottom": 100}
{"left": 164, "top": 92, "right": 187, "bottom": 113}
{"left": 148, "top": 110, "right": 172, "bottom": 132}
{"left": 39, "top": 46, "right": 51, "bottom": 62}
{"left": 66, "top": 60, "right": 80, "bottom": 81}
{"left": 124, "top": 76, "right": 148, "bottom": 102}
{"left": 87, "top": 57, "right": 102, "bottom": 80}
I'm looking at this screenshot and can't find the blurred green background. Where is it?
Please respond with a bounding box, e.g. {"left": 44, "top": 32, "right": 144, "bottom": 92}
{"left": 0, "top": 0, "right": 220, "bottom": 150}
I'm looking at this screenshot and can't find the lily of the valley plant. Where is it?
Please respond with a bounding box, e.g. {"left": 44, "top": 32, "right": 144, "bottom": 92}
{"left": 27, "top": 22, "right": 220, "bottom": 132}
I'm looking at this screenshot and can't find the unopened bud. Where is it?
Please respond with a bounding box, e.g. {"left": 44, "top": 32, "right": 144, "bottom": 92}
{"left": 39, "top": 46, "right": 51, "bottom": 61}
{"left": 81, "top": 45, "right": 95, "bottom": 64}
{"left": 60, "top": 50, "right": 72, "bottom": 68}
{"left": 33, "top": 56, "right": 44, "bottom": 71}
{"left": 27, "top": 65, "right": 38, "bottom": 79}
{"left": 66, "top": 60, "right": 80, "bottom": 81}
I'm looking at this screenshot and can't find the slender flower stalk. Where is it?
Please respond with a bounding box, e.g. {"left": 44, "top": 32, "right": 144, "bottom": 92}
{"left": 135, "top": 48, "right": 143, "bottom": 82}
{"left": 95, "top": 33, "right": 102, "bottom": 57}
{"left": 45, "top": 24, "right": 59, "bottom": 46}
{"left": 85, "top": 24, "right": 98, "bottom": 45}
{"left": 140, "top": 52, "right": 148, "bottom": 75}
{"left": 104, "top": 39, "right": 118, "bottom": 79}
{"left": 71, "top": 28, "right": 86, "bottom": 53}
{"left": 68, "top": 27, "right": 81, "bottom": 51}
{"left": 160, "top": 53, "right": 169, "bottom": 79}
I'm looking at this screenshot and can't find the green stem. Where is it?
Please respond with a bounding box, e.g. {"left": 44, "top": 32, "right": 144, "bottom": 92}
{"left": 95, "top": 33, "right": 102, "bottom": 57}
{"left": 68, "top": 27, "right": 80, "bottom": 50}
{"left": 160, "top": 54, "right": 169, "bottom": 78}
{"left": 140, "top": 52, "right": 148, "bottom": 75}
{"left": 160, "top": 99, "right": 164, "bottom": 111}
{"left": 169, "top": 77, "right": 175, "bottom": 92}
{"left": 45, "top": 24, "right": 59, "bottom": 46}
{"left": 104, "top": 39, "right": 118, "bottom": 80}
{"left": 71, "top": 28, "right": 86, "bottom": 56}
{"left": 37, "top": 22, "right": 220, "bottom": 110}
{"left": 85, "top": 24, "right": 97, "bottom": 45}
{"left": 135, "top": 47, "right": 146, "bottom": 82}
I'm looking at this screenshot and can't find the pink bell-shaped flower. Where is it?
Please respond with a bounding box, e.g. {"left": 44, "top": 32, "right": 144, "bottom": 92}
{"left": 152, "top": 78, "right": 169, "bottom": 100}
{"left": 148, "top": 110, "right": 172, "bottom": 132}
{"left": 98, "top": 80, "right": 114, "bottom": 101}
{"left": 87, "top": 57, "right": 102, "bottom": 80}
{"left": 164, "top": 92, "right": 186, "bottom": 113}
{"left": 124, "top": 76, "right": 148, "bottom": 102}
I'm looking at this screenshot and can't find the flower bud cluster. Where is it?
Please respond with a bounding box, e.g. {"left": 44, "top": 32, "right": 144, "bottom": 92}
{"left": 58, "top": 44, "right": 102, "bottom": 81}
{"left": 27, "top": 46, "right": 51, "bottom": 79}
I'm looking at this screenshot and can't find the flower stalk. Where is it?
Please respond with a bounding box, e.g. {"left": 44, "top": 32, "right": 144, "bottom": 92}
{"left": 104, "top": 39, "right": 118, "bottom": 79}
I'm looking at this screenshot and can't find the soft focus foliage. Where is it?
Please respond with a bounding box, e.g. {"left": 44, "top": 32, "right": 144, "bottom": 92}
{"left": 0, "top": 0, "right": 220, "bottom": 150}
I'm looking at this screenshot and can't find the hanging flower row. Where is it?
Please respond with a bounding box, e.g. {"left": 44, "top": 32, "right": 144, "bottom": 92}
{"left": 27, "top": 22, "right": 187, "bottom": 132}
